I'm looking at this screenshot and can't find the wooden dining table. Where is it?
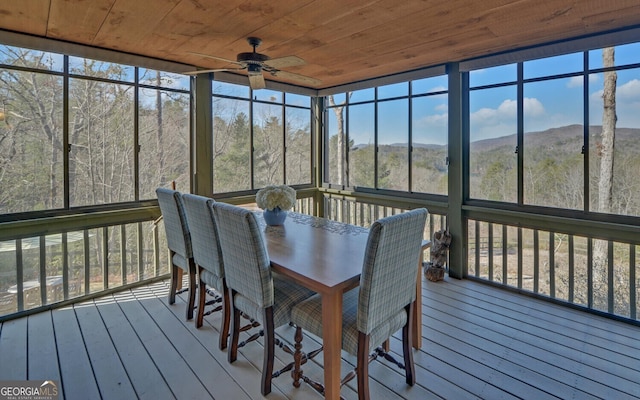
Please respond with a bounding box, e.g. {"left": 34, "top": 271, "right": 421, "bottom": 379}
{"left": 259, "top": 211, "right": 429, "bottom": 400}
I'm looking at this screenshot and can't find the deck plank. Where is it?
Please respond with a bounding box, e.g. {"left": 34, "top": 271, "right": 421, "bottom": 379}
{"left": 91, "top": 294, "right": 174, "bottom": 399}
{"left": 51, "top": 306, "right": 101, "bottom": 399}
{"left": 131, "top": 282, "right": 252, "bottom": 400}
{"left": 73, "top": 300, "right": 138, "bottom": 400}
{"left": 113, "top": 289, "right": 213, "bottom": 399}
{"left": 2, "top": 276, "right": 640, "bottom": 400}
{"left": 27, "top": 312, "right": 62, "bottom": 387}
{"left": 423, "top": 277, "right": 640, "bottom": 399}
{"left": 443, "top": 278, "right": 640, "bottom": 352}
{"left": 154, "top": 280, "right": 325, "bottom": 400}
{"left": 0, "top": 318, "right": 28, "bottom": 379}
{"left": 424, "top": 278, "right": 640, "bottom": 396}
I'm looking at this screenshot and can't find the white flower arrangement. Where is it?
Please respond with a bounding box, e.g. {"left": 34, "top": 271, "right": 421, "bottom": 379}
{"left": 255, "top": 185, "right": 296, "bottom": 211}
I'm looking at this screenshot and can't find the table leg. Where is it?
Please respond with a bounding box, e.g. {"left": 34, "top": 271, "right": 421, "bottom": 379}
{"left": 412, "top": 243, "right": 429, "bottom": 350}
{"left": 412, "top": 264, "right": 422, "bottom": 349}
{"left": 322, "top": 291, "right": 343, "bottom": 400}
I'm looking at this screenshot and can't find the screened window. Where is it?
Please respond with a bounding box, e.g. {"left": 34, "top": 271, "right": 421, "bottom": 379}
{"left": 138, "top": 70, "right": 190, "bottom": 198}
{"left": 324, "top": 75, "right": 448, "bottom": 195}
{"left": 468, "top": 82, "right": 517, "bottom": 203}
{"left": 0, "top": 66, "right": 63, "bottom": 213}
{"left": 467, "top": 44, "right": 640, "bottom": 217}
{"left": 0, "top": 45, "right": 191, "bottom": 215}
{"left": 212, "top": 82, "right": 312, "bottom": 194}
{"left": 412, "top": 76, "right": 448, "bottom": 195}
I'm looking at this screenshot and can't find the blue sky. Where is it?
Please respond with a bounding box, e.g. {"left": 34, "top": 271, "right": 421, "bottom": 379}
{"left": 346, "top": 42, "right": 640, "bottom": 146}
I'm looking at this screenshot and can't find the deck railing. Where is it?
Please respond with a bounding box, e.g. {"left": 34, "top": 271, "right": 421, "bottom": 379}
{"left": 323, "top": 194, "right": 447, "bottom": 234}
{"left": 319, "top": 189, "right": 640, "bottom": 324}
{"left": 3, "top": 189, "right": 637, "bottom": 325}
{"left": 0, "top": 190, "right": 319, "bottom": 321}
{"left": 0, "top": 206, "right": 168, "bottom": 320}
{"left": 467, "top": 218, "right": 639, "bottom": 321}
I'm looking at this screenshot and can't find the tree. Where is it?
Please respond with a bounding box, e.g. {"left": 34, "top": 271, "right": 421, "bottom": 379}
{"left": 593, "top": 47, "right": 617, "bottom": 303}
{"left": 598, "top": 47, "right": 617, "bottom": 215}
{"left": 328, "top": 94, "right": 351, "bottom": 185}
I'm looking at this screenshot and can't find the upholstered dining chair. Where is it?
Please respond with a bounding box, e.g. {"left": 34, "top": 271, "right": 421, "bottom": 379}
{"left": 290, "top": 208, "right": 428, "bottom": 400}
{"left": 182, "top": 193, "right": 230, "bottom": 350}
{"left": 156, "top": 188, "right": 196, "bottom": 320}
{"left": 211, "top": 201, "right": 315, "bottom": 396}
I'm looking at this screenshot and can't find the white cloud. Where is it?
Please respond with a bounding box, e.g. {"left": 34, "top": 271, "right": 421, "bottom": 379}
{"left": 567, "top": 76, "right": 582, "bottom": 88}
{"left": 524, "top": 97, "right": 545, "bottom": 117}
{"left": 618, "top": 79, "right": 640, "bottom": 100}
{"left": 591, "top": 89, "right": 604, "bottom": 102}
{"left": 566, "top": 74, "right": 599, "bottom": 88}
{"left": 435, "top": 104, "right": 448, "bottom": 112}
{"left": 423, "top": 113, "right": 448, "bottom": 126}
{"left": 471, "top": 97, "right": 544, "bottom": 125}
{"left": 590, "top": 78, "right": 640, "bottom": 102}
{"left": 470, "top": 97, "right": 546, "bottom": 139}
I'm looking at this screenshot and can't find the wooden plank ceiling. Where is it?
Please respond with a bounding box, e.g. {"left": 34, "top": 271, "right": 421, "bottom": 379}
{"left": 0, "top": 0, "right": 639, "bottom": 89}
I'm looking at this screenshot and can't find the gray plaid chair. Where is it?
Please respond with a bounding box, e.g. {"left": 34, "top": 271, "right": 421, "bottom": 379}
{"left": 290, "top": 208, "right": 428, "bottom": 400}
{"left": 211, "top": 201, "right": 315, "bottom": 396}
{"left": 182, "top": 193, "right": 230, "bottom": 350}
{"left": 156, "top": 188, "right": 196, "bottom": 320}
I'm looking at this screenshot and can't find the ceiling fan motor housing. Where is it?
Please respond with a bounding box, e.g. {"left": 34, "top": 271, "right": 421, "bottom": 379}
{"left": 236, "top": 52, "right": 270, "bottom": 63}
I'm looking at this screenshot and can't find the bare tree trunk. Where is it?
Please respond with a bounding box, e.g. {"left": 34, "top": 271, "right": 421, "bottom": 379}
{"left": 593, "top": 47, "right": 617, "bottom": 300}
{"left": 328, "top": 94, "right": 351, "bottom": 185}
{"left": 598, "top": 47, "right": 617, "bottom": 214}
{"left": 156, "top": 71, "right": 166, "bottom": 186}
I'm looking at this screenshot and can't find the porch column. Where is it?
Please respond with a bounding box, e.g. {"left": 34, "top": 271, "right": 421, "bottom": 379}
{"left": 193, "top": 74, "right": 213, "bottom": 195}
{"left": 447, "top": 63, "right": 466, "bottom": 279}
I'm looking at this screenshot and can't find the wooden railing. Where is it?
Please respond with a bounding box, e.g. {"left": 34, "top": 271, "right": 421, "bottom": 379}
{"left": 3, "top": 188, "right": 636, "bottom": 325}
{"left": 0, "top": 206, "right": 168, "bottom": 320}
{"left": 319, "top": 189, "right": 447, "bottom": 266}
{"left": 0, "top": 190, "right": 319, "bottom": 321}
{"left": 320, "top": 189, "right": 640, "bottom": 324}
{"left": 467, "top": 218, "right": 639, "bottom": 321}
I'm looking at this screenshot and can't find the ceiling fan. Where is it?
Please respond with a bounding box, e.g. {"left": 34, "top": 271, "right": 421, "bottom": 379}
{"left": 186, "top": 37, "right": 321, "bottom": 90}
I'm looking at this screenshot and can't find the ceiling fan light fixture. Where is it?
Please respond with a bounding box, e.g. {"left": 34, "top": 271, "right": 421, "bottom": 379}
{"left": 247, "top": 63, "right": 262, "bottom": 76}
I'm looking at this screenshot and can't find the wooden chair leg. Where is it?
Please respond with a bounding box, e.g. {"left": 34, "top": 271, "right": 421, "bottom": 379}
{"left": 228, "top": 290, "right": 240, "bottom": 364}
{"left": 357, "top": 332, "right": 371, "bottom": 400}
{"left": 403, "top": 303, "right": 416, "bottom": 386}
{"left": 261, "top": 307, "right": 275, "bottom": 395}
{"left": 175, "top": 267, "right": 183, "bottom": 291}
{"left": 186, "top": 260, "right": 196, "bottom": 320}
{"left": 196, "top": 268, "right": 206, "bottom": 328}
{"left": 168, "top": 257, "right": 178, "bottom": 305}
{"left": 218, "top": 281, "right": 230, "bottom": 350}
{"left": 292, "top": 326, "right": 303, "bottom": 387}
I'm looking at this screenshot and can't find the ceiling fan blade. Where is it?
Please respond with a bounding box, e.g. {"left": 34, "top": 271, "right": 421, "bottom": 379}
{"left": 248, "top": 73, "right": 266, "bottom": 90}
{"left": 182, "top": 67, "right": 245, "bottom": 75}
{"left": 264, "top": 55, "right": 305, "bottom": 69}
{"left": 272, "top": 70, "right": 322, "bottom": 86}
{"left": 187, "top": 51, "right": 241, "bottom": 65}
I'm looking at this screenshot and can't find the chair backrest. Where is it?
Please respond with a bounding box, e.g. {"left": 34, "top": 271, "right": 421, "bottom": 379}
{"left": 357, "top": 208, "right": 428, "bottom": 335}
{"left": 156, "top": 187, "right": 192, "bottom": 258}
{"left": 182, "top": 194, "right": 224, "bottom": 278}
{"left": 211, "top": 202, "right": 273, "bottom": 308}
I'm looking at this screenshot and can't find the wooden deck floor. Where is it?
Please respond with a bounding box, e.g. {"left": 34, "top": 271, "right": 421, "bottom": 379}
{"left": 1, "top": 276, "right": 639, "bottom": 399}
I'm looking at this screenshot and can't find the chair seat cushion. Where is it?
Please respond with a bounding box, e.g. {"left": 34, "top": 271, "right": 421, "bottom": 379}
{"left": 234, "top": 275, "right": 315, "bottom": 328}
{"left": 172, "top": 253, "right": 189, "bottom": 271}
{"left": 291, "top": 288, "right": 407, "bottom": 355}
{"left": 200, "top": 269, "right": 224, "bottom": 293}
